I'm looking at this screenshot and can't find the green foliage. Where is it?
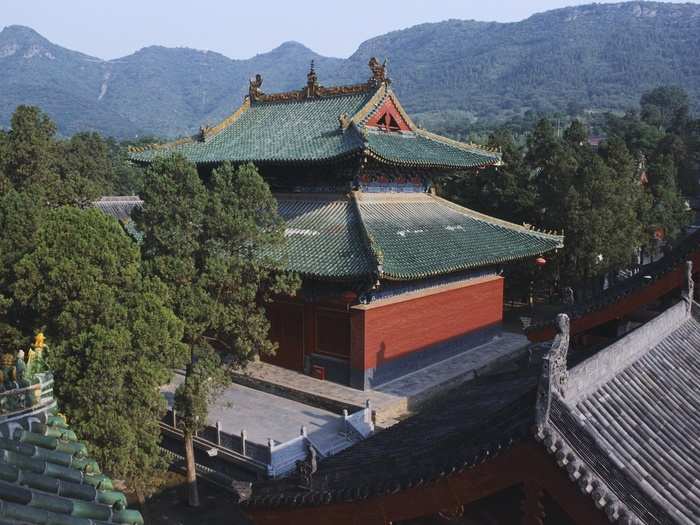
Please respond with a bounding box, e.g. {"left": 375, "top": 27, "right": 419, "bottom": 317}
{"left": 10, "top": 207, "right": 186, "bottom": 494}
{"left": 136, "top": 157, "right": 299, "bottom": 437}
{"left": 640, "top": 86, "right": 690, "bottom": 131}
{"left": 0, "top": 189, "right": 44, "bottom": 349}
{"left": 442, "top": 85, "right": 695, "bottom": 288}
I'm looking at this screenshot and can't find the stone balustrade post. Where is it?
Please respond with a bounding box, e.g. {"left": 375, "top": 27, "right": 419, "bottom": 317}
{"left": 215, "top": 420, "right": 222, "bottom": 446}
{"left": 241, "top": 430, "right": 247, "bottom": 456}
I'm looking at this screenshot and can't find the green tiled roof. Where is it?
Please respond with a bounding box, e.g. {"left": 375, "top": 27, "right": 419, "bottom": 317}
{"left": 271, "top": 194, "right": 375, "bottom": 280}
{"left": 271, "top": 192, "right": 561, "bottom": 282}
{"left": 95, "top": 191, "right": 561, "bottom": 282}
{"left": 0, "top": 396, "right": 144, "bottom": 525}
{"left": 355, "top": 193, "right": 562, "bottom": 280}
{"left": 364, "top": 130, "right": 499, "bottom": 169}
{"left": 128, "top": 82, "right": 501, "bottom": 170}
{"left": 130, "top": 92, "right": 371, "bottom": 165}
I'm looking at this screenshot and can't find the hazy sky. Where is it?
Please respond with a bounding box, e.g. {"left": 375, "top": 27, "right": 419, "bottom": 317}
{"left": 2, "top": 0, "right": 697, "bottom": 60}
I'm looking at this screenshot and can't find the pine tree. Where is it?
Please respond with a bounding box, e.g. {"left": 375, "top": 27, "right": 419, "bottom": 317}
{"left": 135, "top": 157, "right": 299, "bottom": 506}
{"left": 11, "top": 206, "right": 186, "bottom": 497}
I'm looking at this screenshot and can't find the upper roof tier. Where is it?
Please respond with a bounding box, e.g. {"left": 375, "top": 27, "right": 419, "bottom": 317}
{"left": 128, "top": 59, "right": 500, "bottom": 169}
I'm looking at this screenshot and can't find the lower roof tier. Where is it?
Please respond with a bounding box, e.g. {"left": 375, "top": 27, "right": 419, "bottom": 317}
{"left": 273, "top": 192, "right": 563, "bottom": 282}
{"left": 94, "top": 192, "right": 563, "bottom": 283}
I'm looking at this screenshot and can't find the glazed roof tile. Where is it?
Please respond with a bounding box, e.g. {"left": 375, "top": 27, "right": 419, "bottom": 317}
{"left": 364, "top": 130, "right": 500, "bottom": 169}
{"left": 0, "top": 401, "right": 143, "bottom": 525}
{"left": 272, "top": 194, "right": 375, "bottom": 280}
{"left": 96, "top": 192, "right": 562, "bottom": 282}
{"left": 355, "top": 193, "right": 563, "bottom": 280}
{"left": 129, "top": 92, "right": 371, "bottom": 165}
{"left": 128, "top": 78, "right": 500, "bottom": 169}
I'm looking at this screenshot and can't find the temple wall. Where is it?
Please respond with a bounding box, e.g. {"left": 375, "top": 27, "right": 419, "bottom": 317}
{"left": 350, "top": 276, "right": 504, "bottom": 388}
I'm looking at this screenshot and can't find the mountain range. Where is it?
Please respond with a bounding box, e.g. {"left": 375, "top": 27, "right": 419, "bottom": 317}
{"left": 1, "top": 1, "right": 699, "bottom": 139}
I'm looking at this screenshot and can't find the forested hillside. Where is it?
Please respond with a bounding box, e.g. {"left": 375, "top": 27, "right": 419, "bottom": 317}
{"left": 1, "top": 2, "right": 699, "bottom": 138}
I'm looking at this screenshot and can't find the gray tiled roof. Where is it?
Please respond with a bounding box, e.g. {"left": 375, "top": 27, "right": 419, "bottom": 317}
{"left": 247, "top": 297, "right": 700, "bottom": 523}
{"left": 92, "top": 196, "right": 143, "bottom": 221}
{"left": 247, "top": 366, "right": 538, "bottom": 508}
{"left": 546, "top": 302, "right": 700, "bottom": 524}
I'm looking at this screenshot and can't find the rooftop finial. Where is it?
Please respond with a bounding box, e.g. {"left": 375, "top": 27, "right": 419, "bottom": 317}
{"left": 305, "top": 60, "right": 320, "bottom": 98}
{"left": 685, "top": 260, "right": 694, "bottom": 313}
{"left": 368, "top": 56, "right": 389, "bottom": 86}
{"left": 249, "top": 73, "right": 264, "bottom": 101}
{"left": 535, "top": 313, "right": 570, "bottom": 436}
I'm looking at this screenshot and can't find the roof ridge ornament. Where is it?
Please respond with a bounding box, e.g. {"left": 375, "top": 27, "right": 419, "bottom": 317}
{"left": 305, "top": 60, "right": 321, "bottom": 98}
{"left": 249, "top": 73, "right": 264, "bottom": 102}
{"left": 535, "top": 313, "right": 570, "bottom": 437}
{"left": 684, "top": 260, "right": 694, "bottom": 314}
{"left": 368, "top": 57, "right": 389, "bottom": 86}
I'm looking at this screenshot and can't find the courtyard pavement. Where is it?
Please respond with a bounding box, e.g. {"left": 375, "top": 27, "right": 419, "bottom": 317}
{"left": 233, "top": 330, "right": 531, "bottom": 426}
{"left": 161, "top": 374, "right": 349, "bottom": 451}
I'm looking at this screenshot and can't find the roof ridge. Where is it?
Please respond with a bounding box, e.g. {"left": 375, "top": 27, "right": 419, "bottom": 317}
{"left": 351, "top": 86, "right": 418, "bottom": 132}
{"left": 430, "top": 194, "right": 564, "bottom": 243}
{"left": 128, "top": 134, "right": 197, "bottom": 154}
{"left": 252, "top": 82, "right": 379, "bottom": 105}
{"left": 199, "top": 96, "right": 251, "bottom": 140}
{"left": 129, "top": 97, "right": 252, "bottom": 154}
{"left": 347, "top": 83, "right": 390, "bottom": 129}
{"left": 350, "top": 190, "right": 383, "bottom": 280}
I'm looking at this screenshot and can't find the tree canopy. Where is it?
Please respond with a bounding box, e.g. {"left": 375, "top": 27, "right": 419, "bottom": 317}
{"left": 135, "top": 156, "right": 299, "bottom": 505}
{"left": 8, "top": 206, "right": 186, "bottom": 494}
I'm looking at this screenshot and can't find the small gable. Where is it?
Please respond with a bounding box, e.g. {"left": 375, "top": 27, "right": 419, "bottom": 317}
{"left": 365, "top": 97, "right": 412, "bottom": 131}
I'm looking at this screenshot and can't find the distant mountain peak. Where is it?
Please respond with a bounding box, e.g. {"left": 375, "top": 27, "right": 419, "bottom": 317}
{"left": 263, "top": 40, "right": 318, "bottom": 58}
{"left": 0, "top": 25, "right": 58, "bottom": 60}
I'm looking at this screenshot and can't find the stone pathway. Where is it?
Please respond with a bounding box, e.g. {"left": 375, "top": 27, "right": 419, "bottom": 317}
{"left": 233, "top": 331, "right": 530, "bottom": 427}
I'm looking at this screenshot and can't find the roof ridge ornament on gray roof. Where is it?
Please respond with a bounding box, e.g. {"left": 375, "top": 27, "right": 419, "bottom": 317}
{"left": 684, "top": 260, "right": 694, "bottom": 314}
{"left": 535, "top": 313, "right": 569, "bottom": 437}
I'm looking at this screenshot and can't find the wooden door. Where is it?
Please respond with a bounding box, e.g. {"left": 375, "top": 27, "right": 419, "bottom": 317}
{"left": 264, "top": 302, "right": 305, "bottom": 372}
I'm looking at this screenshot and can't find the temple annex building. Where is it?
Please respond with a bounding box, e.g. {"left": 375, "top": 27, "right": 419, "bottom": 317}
{"left": 128, "top": 59, "right": 562, "bottom": 390}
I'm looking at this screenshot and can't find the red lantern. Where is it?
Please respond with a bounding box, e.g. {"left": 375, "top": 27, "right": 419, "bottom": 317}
{"left": 535, "top": 257, "right": 547, "bottom": 266}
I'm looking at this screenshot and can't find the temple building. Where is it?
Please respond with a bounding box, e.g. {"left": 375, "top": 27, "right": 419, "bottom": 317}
{"left": 241, "top": 262, "right": 700, "bottom": 525}
{"left": 129, "top": 59, "right": 562, "bottom": 390}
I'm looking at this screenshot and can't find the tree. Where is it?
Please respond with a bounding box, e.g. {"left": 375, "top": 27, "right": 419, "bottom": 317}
{"left": 135, "top": 157, "right": 299, "bottom": 506}
{"left": 11, "top": 206, "right": 186, "bottom": 498}
{"left": 441, "top": 129, "right": 537, "bottom": 226}
{"left": 0, "top": 189, "right": 44, "bottom": 350}
{"left": 640, "top": 86, "right": 689, "bottom": 132}
{"left": 1, "top": 106, "right": 113, "bottom": 207}
{"left": 526, "top": 119, "right": 578, "bottom": 229}
{"left": 5, "top": 106, "right": 59, "bottom": 194}
{"left": 645, "top": 154, "right": 690, "bottom": 240}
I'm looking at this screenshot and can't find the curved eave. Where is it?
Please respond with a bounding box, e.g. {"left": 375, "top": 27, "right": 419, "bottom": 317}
{"left": 363, "top": 146, "right": 500, "bottom": 171}
{"left": 378, "top": 246, "right": 562, "bottom": 282}
{"left": 129, "top": 148, "right": 365, "bottom": 168}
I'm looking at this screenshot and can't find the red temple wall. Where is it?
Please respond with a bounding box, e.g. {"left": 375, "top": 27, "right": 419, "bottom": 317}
{"left": 351, "top": 276, "right": 504, "bottom": 371}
